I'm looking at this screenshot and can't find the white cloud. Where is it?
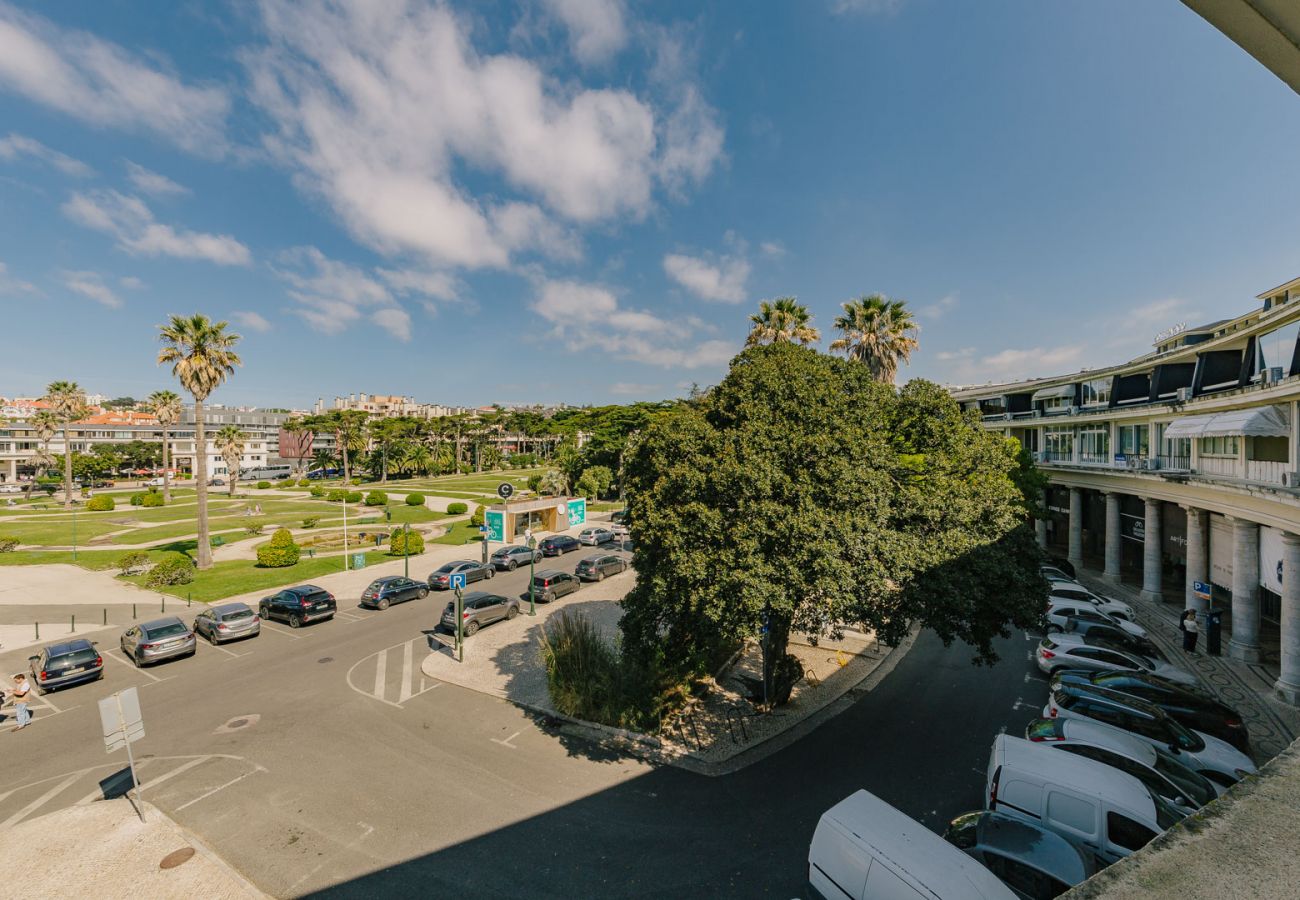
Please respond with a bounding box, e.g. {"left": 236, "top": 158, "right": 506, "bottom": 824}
{"left": 61, "top": 270, "right": 121, "bottom": 309}
{"left": 232, "top": 310, "right": 272, "bottom": 333}
{"left": 919, "top": 292, "right": 958, "bottom": 320}
{"left": 542, "top": 0, "right": 627, "bottom": 65}
{"left": 759, "top": 241, "right": 786, "bottom": 259}
{"left": 0, "top": 260, "right": 36, "bottom": 294}
{"left": 963, "top": 345, "right": 1087, "bottom": 383}
{"left": 663, "top": 250, "right": 750, "bottom": 303}
{"left": 371, "top": 306, "right": 412, "bottom": 342}
{"left": 124, "top": 160, "right": 189, "bottom": 197}
{"left": 0, "top": 132, "right": 91, "bottom": 176}
{"left": 831, "top": 0, "right": 904, "bottom": 15}
{"left": 118, "top": 275, "right": 144, "bottom": 290}
{"left": 610, "top": 382, "right": 660, "bottom": 396}
{"left": 274, "top": 246, "right": 424, "bottom": 341}
{"left": 0, "top": 4, "right": 229, "bottom": 155}
{"left": 377, "top": 267, "right": 458, "bottom": 302}
{"left": 935, "top": 347, "right": 974, "bottom": 362}
{"left": 62, "top": 189, "right": 251, "bottom": 265}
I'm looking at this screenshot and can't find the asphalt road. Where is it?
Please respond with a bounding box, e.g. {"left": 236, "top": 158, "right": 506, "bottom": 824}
{"left": 0, "top": 548, "right": 1047, "bottom": 899}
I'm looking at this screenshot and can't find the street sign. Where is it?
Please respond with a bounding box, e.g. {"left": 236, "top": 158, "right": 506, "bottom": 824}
{"left": 449, "top": 573, "right": 467, "bottom": 590}
{"left": 99, "top": 687, "right": 144, "bottom": 753}
{"left": 1193, "top": 580, "right": 1211, "bottom": 601}
{"left": 352, "top": 552, "right": 367, "bottom": 570}
{"left": 566, "top": 497, "right": 587, "bottom": 527}
{"left": 497, "top": 482, "right": 515, "bottom": 500}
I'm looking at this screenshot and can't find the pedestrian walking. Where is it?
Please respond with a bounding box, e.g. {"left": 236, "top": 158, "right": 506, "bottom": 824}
{"left": 10, "top": 673, "right": 32, "bottom": 729}
{"left": 1181, "top": 610, "right": 1200, "bottom": 654}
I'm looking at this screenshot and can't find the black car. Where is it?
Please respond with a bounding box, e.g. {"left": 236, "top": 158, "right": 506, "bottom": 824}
{"left": 539, "top": 535, "right": 581, "bottom": 557}
{"left": 1052, "top": 670, "right": 1251, "bottom": 753}
{"left": 520, "top": 570, "right": 581, "bottom": 604}
{"left": 575, "top": 553, "right": 627, "bottom": 582}
{"left": 259, "top": 584, "right": 337, "bottom": 627}
{"left": 360, "top": 576, "right": 429, "bottom": 610}
{"left": 28, "top": 639, "right": 103, "bottom": 693}
{"left": 610, "top": 509, "right": 630, "bottom": 526}
{"left": 1062, "top": 617, "right": 1166, "bottom": 661}
{"left": 491, "top": 545, "right": 541, "bottom": 571}
{"left": 428, "top": 559, "right": 494, "bottom": 590}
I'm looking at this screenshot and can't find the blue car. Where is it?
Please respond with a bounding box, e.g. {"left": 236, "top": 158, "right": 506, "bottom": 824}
{"left": 28, "top": 639, "right": 104, "bottom": 693}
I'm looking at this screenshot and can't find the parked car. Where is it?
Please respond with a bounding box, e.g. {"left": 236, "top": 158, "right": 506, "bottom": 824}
{"left": 1024, "top": 717, "right": 1218, "bottom": 815}
{"left": 1044, "top": 682, "right": 1257, "bottom": 787}
{"left": 0, "top": 483, "right": 22, "bottom": 494}
{"left": 539, "top": 534, "right": 581, "bottom": 557}
{"left": 360, "top": 576, "right": 429, "bottom": 610}
{"left": 208, "top": 477, "right": 226, "bottom": 486}
{"left": 943, "top": 809, "right": 1096, "bottom": 899}
{"left": 192, "top": 602, "right": 261, "bottom": 644}
{"left": 575, "top": 553, "right": 628, "bottom": 582}
{"left": 610, "top": 508, "right": 630, "bottom": 526}
{"left": 490, "top": 545, "right": 541, "bottom": 571}
{"left": 810, "top": 790, "right": 1016, "bottom": 900}
{"left": 1046, "top": 557, "right": 1076, "bottom": 578}
{"left": 28, "top": 639, "right": 103, "bottom": 692}
{"left": 1041, "top": 566, "right": 1077, "bottom": 584}
{"left": 259, "top": 584, "right": 337, "bottom": 628}
{"left": 428, "top": 559, "right": 494, "bottom": 590}
{"left": 1050, "top": 670, "right": 1251, "bottom": 754}
{"left": 577, "top": 527, "right": 615, "bottom": 546}
{"left": 120, "top": 616, "right": 197, "bottom": 667}
{"left": 520, "top": 570, "right": 581, "bottom": 604}
{"left": 306, "top": 468, "right": 341, "bottom": 480}
{"left": 1035, "top": 633, "right": 1197, "bottom": 686}
{"left": 145, "top": 476, "right": 168, "bottom": 486}
{"left": 1059, "top": 616, "right": 1166, "bottom": 661}
{"left": 440, "top": 591, "right": 519, "bottom": 636}
{"left": 1045, "top": 600, "right": 1148, "bottom": 639}
{"left": 1048, "top": 585, "right": 1135, "bottom": 621}
{"left": 986, "top": 735, "right": 1182, "bottom": 865}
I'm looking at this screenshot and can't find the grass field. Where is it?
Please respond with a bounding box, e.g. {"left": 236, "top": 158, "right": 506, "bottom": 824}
{"left": 122, "top": 550, "right": 397, "bottom": 602}
{"left": 431, "top": 520, "right": 487, "bottom": 545}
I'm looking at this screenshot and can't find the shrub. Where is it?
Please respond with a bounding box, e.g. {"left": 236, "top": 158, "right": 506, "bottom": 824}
{"left": 350, "top": 477, "right": 362, "bottom": 486}
{"left": 245, "top": 522, "right": 264, "bottom": 536}
{"left": 129, "top": 493, "right": 144, "bottom": 506}
{"left": 310, "top": 485, "right": 325, "bottom": 498}
{"left": 0, "top": 536, "right": 18, "bottom": 553}
{"left": 345, "top": 490, "right": 364, "bottom": 504}
{"left": 470, "top": 504, "right": 486, "bottom": 527}
{"left": 459, "top": 464, "right": 472, "bottom": 475}
{"left": 539, "top": 611, "right": 665, "bottom": 731}
{"left": 446, "top": 501, "right": 468, "bottom": 515}
{"left": 116, "top": 551, "right": 150, "bottom": 576}
{"left": 298, "top": 478, "right": 312, "bottom": 487}
{"left": 405, "top": 492, "right": 425, "bottom": 506}
{"left": 140, "top": 490, "right": 164, "bottom": 508}
{"left": 257, "top": 480, "right": 272, "bottom": 490}
{"left": 302, "top": 516, "right": 320, "bottom": 529}
{"left": 389, "top": 528, "right": 425, "bottom": 556}
{"left": 145, "top": 554, "right": 195, "bottom": 588}
{"left": 326, "top": 489, "right": 347, "bottom": 502}
{"left": 365, "top": 490, "right": 388, "bottom": 507}
{"left": 527, "top": 474, "right": 543, "bottom": 493}
{"left": 256, "top": 528, "right": 301, "bottom": 568}
{"left": 86, "top": 495, "right": 115, "bottom": 511}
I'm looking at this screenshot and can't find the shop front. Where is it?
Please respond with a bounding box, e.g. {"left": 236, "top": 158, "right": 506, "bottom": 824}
{"left": 483, "top": 497, "right": 587, "bottom": 543}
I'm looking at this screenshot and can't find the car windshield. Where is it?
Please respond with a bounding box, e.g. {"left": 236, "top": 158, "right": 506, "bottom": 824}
{"left": 436, "top": 563, "right": 458, "bottom": 573}
{"left": 221, "top": 609, "right": 254, "bottom": 622}
{"left": 1025, "top": 719, "right": 1060, "bottom": 741}
{"left": 50, "top": 648, "right": 98, "bottom": 667}
{"left": 1166, "top": 716, "right": 1205, "bottom": 752}
{"left": 492, "top": 548, "right": 512, "bottom": 557}
{"left": 1149, "top": 787, "right": 1185, "bottom": 830}
{"left": 148, "top": 623, "right": 188, "bottom": 638}
{"left": 1151, "top": 747, "right": 1216, "bottom": 807}
{"left": 367, "top": 581, "right": 387, "bottom": 591}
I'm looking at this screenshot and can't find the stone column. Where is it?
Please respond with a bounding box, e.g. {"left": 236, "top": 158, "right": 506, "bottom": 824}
{"left": 1103, "top": 492, "right": 1122, "bottom": 582}
{"left": 1140, "top": 497, "right": 1163, "bottom": 603}
{"left": 1035, "top": 518, "right": 1048, "bottom": 549}
{"left": 1275, "top": 533, "right": 1300, "bottom": 706}
{"left": 1068, "top": 487, "right": 1083, "bottom": 568}
{"left": 1228, "top": 518, "right": 1262, "bottom": 664}
{"left": 1184, "top": 505, "right": 1209, "bottom": 616}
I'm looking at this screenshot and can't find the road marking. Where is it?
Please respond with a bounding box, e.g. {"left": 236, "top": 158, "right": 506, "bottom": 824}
{"left": 335, "top": 610, "right": 366, "bottom": 622}
{"left": 201, "top": 640, "right": 247, "bottom": 659}
{"left": 373, "top": 645, "right": 388, "bottom": 699}
{"left": 1, "top": 774, "right": 81, "bottom": 828}
{"left": 397, "top": 640, "right": 414, "bottom": 703}
{"left": 103, "top": 649, "right": 163, "bottom": 682}
{"left": 491, "top": 731, "right": 521, "bottom": 749}
{"left": 74, "top": 756, "right": 210, "bottom": 806}
{"left": 174, "top": 767, "right": 264, "bottom": 812}
{"left": 258, "top": 622, "right": 302, "bottom": 640}
{"left": 34, "top": 692, "right": 62, "bottom": 714}
{"left": 1023, "top": 672, "right": 1036, "bottom": 683}
{"left": 1011, "top": 698, "right": 1035, "bottom": 711}
{"left": 346, "top": 637, "right": 442, "bottom": 709}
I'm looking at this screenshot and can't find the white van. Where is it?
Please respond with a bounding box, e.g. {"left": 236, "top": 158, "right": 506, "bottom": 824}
{"left": 808, "top": 790, "right": 1015, "bottom": 900}
{"left": 985, "top": 735, "right": 1182, "bottom": 865}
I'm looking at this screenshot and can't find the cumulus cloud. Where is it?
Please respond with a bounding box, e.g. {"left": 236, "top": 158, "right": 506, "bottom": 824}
{"left": 760, "top": 241, "right": 786, "bottom": 259}
{"left": 0, "top": 260, "right": 36, "bottom": 294}
{"left": 663, "top": 249, "right": 750, "bottom": 303}
{"left": 61, "top": 270, "right": 121, "bottom": 308}
{"left": 118, "top": 275, "right": 144, "bottom": 290}
{"left": 0, "top": 132, "right": 91, "bottom": 176}
{"left": 62, "top": 189, "right": 251, "bottom": 265}
{"left": 949, "top": 345, "right": 1086, "bottom": 384}
{"left": 919, "top": 292, "right": 958, "bottom": 320}
{"left": 371, "top": 306, "right": 412, "bottom": 342}
{"left": 542, "top": 0, "right": 627, "bottom": 65}
{"left": 124, "top": 160, "right": 189, "bottom": 197}
{"left": 0, "top": 3, "right": 229, "bottom": 155}
{"left": 232, "top": 310, "right": 272, "bottom": 333}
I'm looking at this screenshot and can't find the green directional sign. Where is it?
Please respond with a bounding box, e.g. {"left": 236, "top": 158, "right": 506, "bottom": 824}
{"left": 566, "top": 498, "right": 586, "bottom": 527}
{"left": 485, "top": 509, "right": 505, "bottom": 543}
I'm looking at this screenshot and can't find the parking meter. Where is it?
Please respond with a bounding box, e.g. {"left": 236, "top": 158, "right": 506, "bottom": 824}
{"left": 1206, "top": 607, "right": 1223, "bottom": 656}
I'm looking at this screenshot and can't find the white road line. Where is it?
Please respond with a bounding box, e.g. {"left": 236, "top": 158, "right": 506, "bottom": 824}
{"left": 335, "top": 610, "right": 365, "bottom": 622}
{"left": 490, "top": 730, "right": 521, "bottom": 749}
{"left": 373, "top": 646, "right": 388, "bottom": 701}
{"left": 397, "top": 640, "right": 414, "bottom": 703}
{"left": 201, "top": 640, "right": 245, "bottom": 659}
{"left": 174, "top": 768, "right": 262, "bottom": 812}
{"left": 102, "top": 649, "right": 163, "bottom": 682}
{"left": 35, "top": 692, "right": 62, "bottom": 714}
{"left": 1, "top": 773, "right": 81, "bottom": 828}
{"left": 258, "top": 623, "right": 301, "bottom": 640}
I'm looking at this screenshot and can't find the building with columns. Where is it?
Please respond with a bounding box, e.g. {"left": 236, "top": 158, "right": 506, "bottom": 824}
{"left": 952, "top": 276, "right": 1300, "bottom": 706}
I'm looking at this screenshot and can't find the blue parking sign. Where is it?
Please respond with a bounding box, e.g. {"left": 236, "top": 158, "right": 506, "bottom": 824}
{"left": 450, "top": 573, "right": 467, "bottom": 590}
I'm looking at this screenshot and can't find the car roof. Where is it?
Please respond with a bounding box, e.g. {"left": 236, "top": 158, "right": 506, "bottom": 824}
{"left": 974, "top": 811, "right": 1092, "bottom": 883}
{"left": 45, "top": 639, "right": 95, "bottom": 655}
{"left": 461, "top": 591, "right": 504, "bottom": 601}
{"left": 141, "top": 616, "right": 186, "bottom": 630}
{"left": 285, "top": 584, "right": 325, "bottom": 595}
{"left": 579, "top": 553, "right": 605, "bottom": 562}
{"left": 1055, "top": 682, "right": 1165, "bottom": 717}
{"left": 992, "top": 735, "right": 1153, "bottom": 809}
{"left": 212, "top": 602, "right": 252, "bottom": 614}
{"left": 1058, "top": 718, "right": 1160, "bottom": 765}
{"left": 534, "top": 569, "right": 564, "bottom": 579}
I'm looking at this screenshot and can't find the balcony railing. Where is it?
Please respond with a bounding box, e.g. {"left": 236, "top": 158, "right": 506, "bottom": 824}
{"left": 1157, "top": 455, "right": 1190, "bottom": 471}
{"left": 1245, "top": 459, "right": 1289, "bottom": 485}
{"left": 1196, "top": 456, "right": 1239, "bottom": 478}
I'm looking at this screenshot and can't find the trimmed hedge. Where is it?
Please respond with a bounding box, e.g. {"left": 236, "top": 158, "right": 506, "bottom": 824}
{"left": 310, "top": 485, "right": 325, "bottom": 498}
{"left": 130, "top": 490, "right": 165, "bottom": 507}
{"left": 145, "top": 554, "right": 195, "bottom": 587}
{"left": 86, "top": 495, "right": 115, "bottom": 511}
{"left": 446, "top": 501, "right": 468, "bottom": 515}
{"left": 297, "top": 478, "right": 312, "bottom": 487}
{"left": 389, "top": 529, "right": 425, "bottom": 556}
{"left": 326, "top": 489, "right": 347, "bottom": 502}
{"left": 350, "top": 478, "right": 362, "bottom": 486}
{"left": 345, "top": 490, "right": 364, "bottom": 504}
{"left": 0, "top": 536, "right": 18, "bottom": 553}
{"left": 257, "top": 480, "right": 272, "bottom": 490}
{"left": 116, "top": 551, "right": 150, "bottom": 576}
{"left": 405, "top": 492, "right": 425, "bottom": 506}
{"left": 470, "top": 504, "right": 486, "bottom": 527}
{"left": 364, "top": 490, "right": 388, "bottom": 507}
{"left": 302, "top": 516, "right": 320, "bottom": 528}
{"left": 256, "top": 528, "right": 301, "bottom": 568}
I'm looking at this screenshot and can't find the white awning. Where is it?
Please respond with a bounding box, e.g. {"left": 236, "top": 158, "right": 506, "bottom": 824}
{"left": 1162, "top": 406, "right": 1290, "bottom": 439}
{"left": 1031, "top": 384, "right": 1075, "bottom": 402}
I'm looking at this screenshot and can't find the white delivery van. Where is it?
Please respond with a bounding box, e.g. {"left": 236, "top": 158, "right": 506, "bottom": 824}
{"left": 985, "top": 735, "right": 1182, "bottom": 865}
{"left": 808, "top": 790, "right": 1015, "bottom": 900}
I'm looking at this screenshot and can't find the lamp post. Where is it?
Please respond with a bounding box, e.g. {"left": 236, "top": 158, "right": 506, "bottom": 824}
{"left": 342, "top": 494, "right": 349, "bottom": 571}
{"left": 527, "top": 533, "right": 537, "bottom": 616}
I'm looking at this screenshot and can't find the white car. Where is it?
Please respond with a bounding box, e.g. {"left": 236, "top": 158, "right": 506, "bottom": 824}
{"left": 1049, "top": 584, "right": 1136, "bottom": 621}
{"left": 0, "top": 483, "right": 22, "bottom": 494}
{"left": 1045, "top": 682, "right": 1257, "bottom": 788}
{"left": 145, "top": 476, "right": 167, "bottom": 486}
{"left": 1046, "top": 600, "right": 1149, "bottom": 640}
{"left": 1035, "top": 633, "right": 1197, "bottom": 687}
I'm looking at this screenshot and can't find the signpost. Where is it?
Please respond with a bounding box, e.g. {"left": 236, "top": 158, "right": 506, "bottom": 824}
{"left": 497, "top": 482, "right": 514, "bottom": 501}
{"left": 450, "top": 573, "right": 467, "bottom": 662}
{"left": 98, "top": 687, "right": 146, "bottom": 822}
{"left": 484, "top": 510, "right": 506, "bottom": 543}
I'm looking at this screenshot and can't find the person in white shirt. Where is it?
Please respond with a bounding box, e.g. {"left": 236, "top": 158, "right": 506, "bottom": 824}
{"left": 1180, "top": 610, "right": 1200, "bottom": 654}
{"left": 10, "top": 673, "right": 32, "bottom": 729}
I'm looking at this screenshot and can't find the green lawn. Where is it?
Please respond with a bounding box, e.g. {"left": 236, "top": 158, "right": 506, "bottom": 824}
{"left": 431, "top": 520, "right": 487, "bottom": 546}
{"left": 121, "top": 550, "right": 397, "bottom": 602}
{"left": 0, "top": 518, "right": 123, "bottom": 545}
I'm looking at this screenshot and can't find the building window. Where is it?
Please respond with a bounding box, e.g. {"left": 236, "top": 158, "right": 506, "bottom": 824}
{"left": 1116, "top": 424, "right": 1149, "bottom": 457}
{"left": 1044, "top": 426, "right": 1074, "bottom": 462}
{"left": 1199, "top": 435, "right": 1239, "bottom": 458}
{"left": 1256, "top": 320, "right": 1300, "bottom": 378}
{"left": 1080, "top": 377, "right": 1112, "bottom": 407}
{"left": 1078, "top": 426, "right": 1109, "bottom": 463}
{"left": 1042, "top": 396, "right": 1072, "bottom": 413}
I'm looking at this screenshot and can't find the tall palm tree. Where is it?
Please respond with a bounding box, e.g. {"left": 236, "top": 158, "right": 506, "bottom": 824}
{"left": 312, "top": 447, "right": 337, "bottom": 475}
{"left": 408, "top": 444, "right": 434, "bottom": 477}
{"left": 214, "top": 425, "right": 246, "bottom": 498}
{"left": 828, "top": 294, "right": 919, "bottom": 384}
{"left": 25, "top": 410, "right": 59, "bottom": 502}
{"left": 147, "top": 389, "right": 183, "bottom": 503}
{"left": 746, "top": 297, "right": 821, "bottom": 347}
{"left": 157, "top": 314, "right": 242, "bottom": 570}
{"left": 44, "top": 381, "right": 87, "bottom": 509}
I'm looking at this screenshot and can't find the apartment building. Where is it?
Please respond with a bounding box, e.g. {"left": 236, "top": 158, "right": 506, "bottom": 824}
{"left": 952, "top": 276, "right": 1300, "bottom": 705}
{"left": 318, "top": 393, "right": 475, "bottom": 419}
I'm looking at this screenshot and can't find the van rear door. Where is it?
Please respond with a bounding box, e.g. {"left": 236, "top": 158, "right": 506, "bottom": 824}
{"left": 809, "top": 818, "right": 868, "bottom": 899}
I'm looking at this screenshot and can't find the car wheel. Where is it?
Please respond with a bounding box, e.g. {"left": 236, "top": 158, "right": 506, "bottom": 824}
{"left": 378, "top": 598, "right": 390, "bottom": 611}
{"left": 596, "top": 571, "right": 605, "bottom": 582}
{"left": 134, "top": 652, "right": 143, "bottom": 668}
{"left": 465, "top": 621, "right": 480, "bottom": 636}
{"left": 289, "top": 614, "right": 302, "bottom": 628}
{"left": 418, "top": 588, "right": 428, "bottom": 599}
{"left": 506, "top": 606, "right": 519, "bottom": 620}
{"left": 487, "top": 568, "right": 496, "bottom": 579}
{"left": 508, "top": 560, "right": 517, "bottom": 571}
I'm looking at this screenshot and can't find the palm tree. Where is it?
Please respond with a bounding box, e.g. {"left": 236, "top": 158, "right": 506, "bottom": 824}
{"left": 312, "top": 447, "right": 337, "bottom": 475}
{"left": 44, "top": 381, "right": 87, "bottom": 509}
{"left": 147, "top": 389, "right": 183, "bottom": 502}
{"left": 746, "top": 297, "right": 821, "bottom": 347}
{"left": 828, "top": 294, "right": 919, "bottom": 384}
{"left": 157, "top": 314, "right": 242, "bottom": 570}
{"left": 408, "top": 444, "right": 435, "bottom": 477}
{"left": 214, "top": 425, "right": 246, "bottom": 498}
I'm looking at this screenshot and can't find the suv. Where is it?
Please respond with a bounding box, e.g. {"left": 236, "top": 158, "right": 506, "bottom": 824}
{"left": 491, "top": 545, "right": 541, "bottom": 571}
{"left": 520, "top": 570, "right": 581, "bottom": 604}
{"left": 440, "top": 591, "right": 519, "bottom": 636}
{"left": 360, "top": 576, "right": 428, "bottom": 610}
{"left": 575, "top": 553, "right": 627, "bottom": 582}
{"left": 539, "top": 534, "right": 581, "bottom": 557}
{"left": 28, "top": 639, "right": 103, "bottom": 692}
{"left": 120, "top": 617, "right": 197, "bottom": 667}
{"left": 259, "top": 584, "right": 337, "bottom": 627}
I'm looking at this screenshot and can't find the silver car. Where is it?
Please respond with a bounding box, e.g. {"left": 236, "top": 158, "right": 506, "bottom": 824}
{"left": 1035, "top": 632, "right": 1197, "bottom": 686}
{"left": 943, "top": 810, "right": 1095, "bottom": 898}
{"left": 440, "top": 591, "right": 519, "bottom": 636}
{"left": 577, "top": 527, "right": 615, "bottom": 546}
{"left": 120, "top": 616, "right": 197, "bottom": 667}
{"left": 193, "top": 602, "right": 261, "bottom": 645}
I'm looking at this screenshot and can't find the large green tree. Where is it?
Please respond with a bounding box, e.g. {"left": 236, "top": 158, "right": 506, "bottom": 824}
{"left": 620, "top": 343, "right": 1044, "bottom": 705}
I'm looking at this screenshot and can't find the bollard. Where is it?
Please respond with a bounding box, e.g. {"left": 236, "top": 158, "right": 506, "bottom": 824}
{"left": 35, "top": 621, "right": 39, "bottom": 640}
{"left": 71, "top": 614, "right": 76, "bottom": 633}
{"left": 162, "top": 594, "right": 166, "bottom": 612}
{"left": 132, "top": 602, "right": 137, "bottom": 619}
{"left": 187, "top": 593, "right": 192, "bottom": 608}
{"left": 103, "top": 608, "right": 107, "bottom": 626}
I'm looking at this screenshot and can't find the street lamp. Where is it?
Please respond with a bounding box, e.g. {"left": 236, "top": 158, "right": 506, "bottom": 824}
{"left": 527, "top": 533, "right": 537, "bottom": 616}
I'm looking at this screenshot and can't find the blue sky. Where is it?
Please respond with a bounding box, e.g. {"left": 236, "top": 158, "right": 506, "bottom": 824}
{"left": 1, "top": 0, "right": 1299, "bottom": 408}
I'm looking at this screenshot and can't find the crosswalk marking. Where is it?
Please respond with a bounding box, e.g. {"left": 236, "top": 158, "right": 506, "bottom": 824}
{"left": 373, "top": 645, "right": 387, "bottom": 699}
{"left": 1, "top": 774, "right": 80, "bottom": 828}
{"left": 397, "top": 640, "right": 414, "bottom": 703}
{"left": 347, "top": 637, "right": 443, "bottom": 709}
